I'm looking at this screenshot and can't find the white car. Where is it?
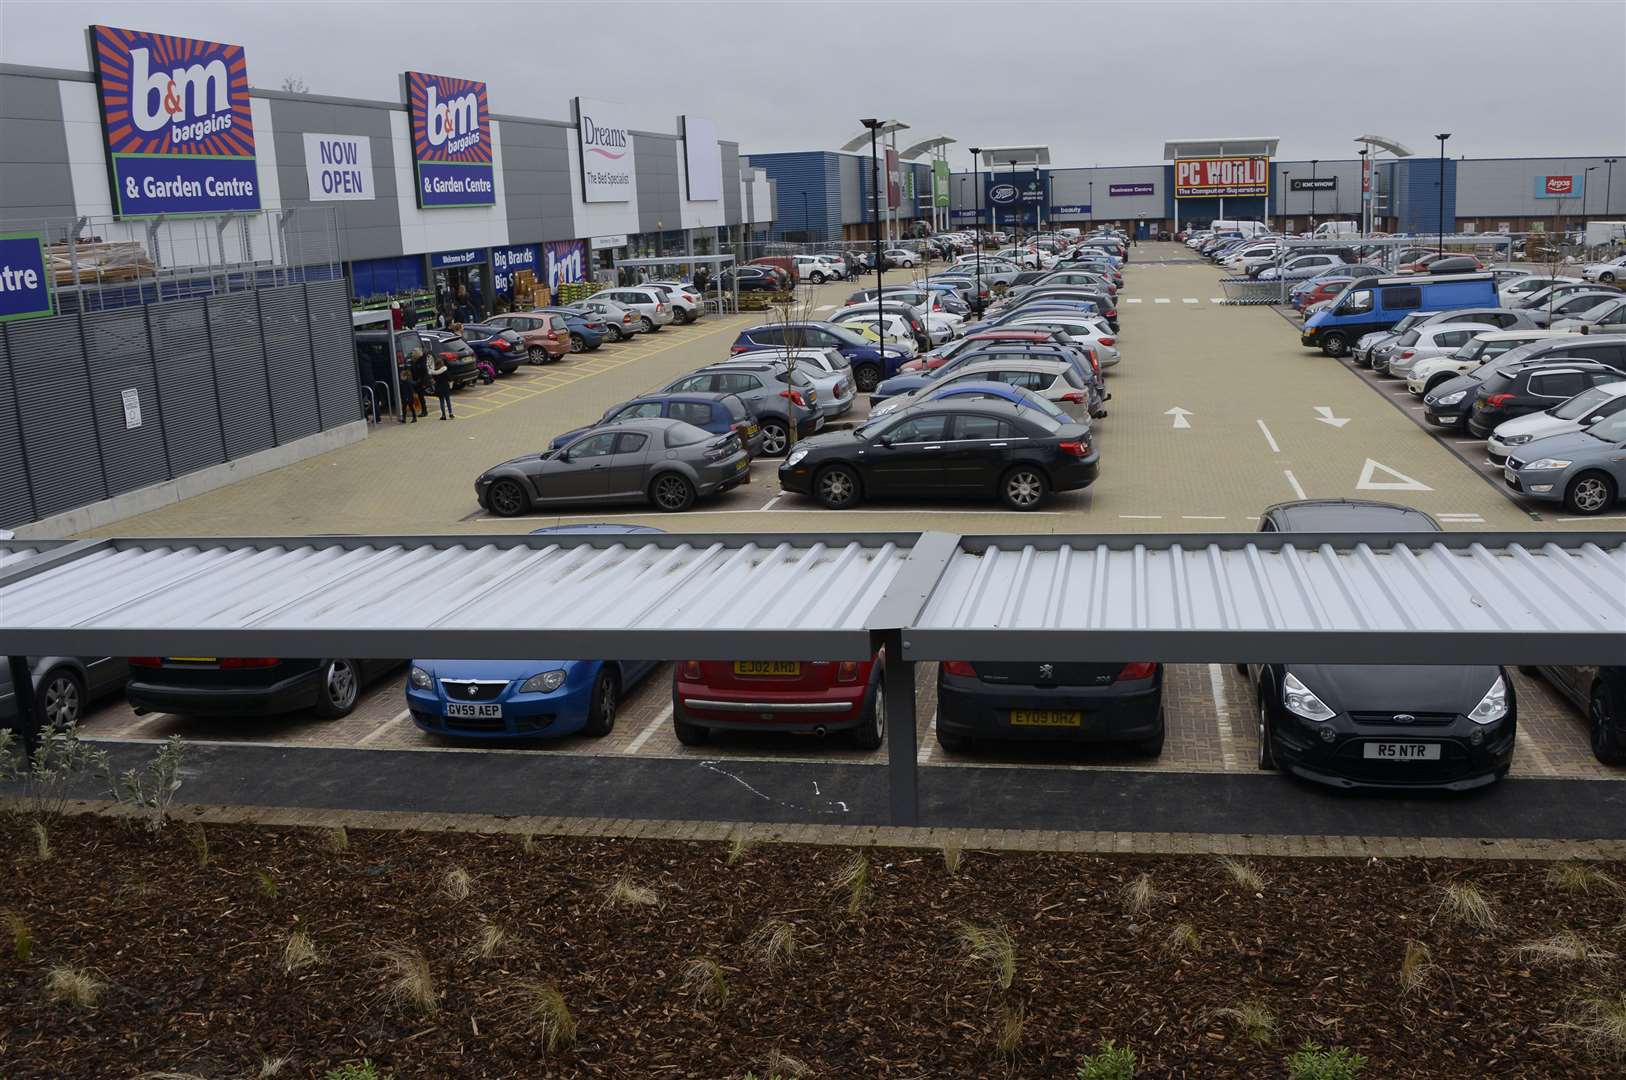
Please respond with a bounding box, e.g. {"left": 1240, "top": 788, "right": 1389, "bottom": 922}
{"left": 1004, "top": 316, "right": 1121, "bottom": 367}
{"left": 1384, "top": 323, "right": 1497, "bottom": 379}
{"left": 725, "top": 348, "right": 857, "bottom": 420}
{"left": 1405, "top": 330, "right": 1583, "bottom": 396}
{"left": 883, "top": 248, "right": 919, "bottom": 268}
{"left": 1487, "top": 380, "right": 1626, "bottom": 465}
{"left": 828, "top": 309, "right": 919, "bottom": 356}
{"left": 645, "top": 281, "right": 704, "bottom": 324}
{"left": 813, "top": 254, "right": 850, "bottom": 280}
{"left": 793, "top": 255, "right": 837, "bottom": 284}
{"left": 874, "top": 357, "right": 1094, "bottom": 421}
{"left": 1499, "top": 275, "right": 1580, "bottom": 304}
{"left": 1581, "top": 254, "right": 1626, "bottom": 284}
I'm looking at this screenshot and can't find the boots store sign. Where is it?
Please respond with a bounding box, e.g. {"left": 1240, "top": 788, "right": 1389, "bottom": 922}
{"left": 407, "top": 71, "right": 495, "bottom": 209}
{"left": 90, "top": 25, "right": 261, "bottom": 217}
{"left": 575, "top": 97, "right": 635, "bottom": 203}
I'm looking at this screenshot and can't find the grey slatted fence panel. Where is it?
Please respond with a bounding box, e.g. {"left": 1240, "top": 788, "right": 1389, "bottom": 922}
{"left": 306, "top": 279, "right": 362, "bottom": 430}
{"left": 0, "top": 331, "right": 37, "bottom": 528}
{"left": 4, "top": 315, "right": 108, "bottom": 517}
{"left": 257, "top": 285, "right": 320, "bottom": 444}
{"left": 82, "top": 309, "right": 171, "bottom": 496}
{"left": 148, "top": 299, "right": 226, "bottom": 475}
{"left": 206, "top": 292, "right": 276, "bottom": 458}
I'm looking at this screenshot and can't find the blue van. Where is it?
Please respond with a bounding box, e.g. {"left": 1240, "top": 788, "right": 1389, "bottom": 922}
{"left": 1301, "top": 273, "right": 1500, "bottom": 357}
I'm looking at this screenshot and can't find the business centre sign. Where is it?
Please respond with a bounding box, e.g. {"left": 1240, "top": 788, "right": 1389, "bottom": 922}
{"left": 1175, "top": 156, "right": 1270, "bottom": 198}
{"left": 407, "top": 71, "right": 495, "bottom": 208}
{"left": 576, "top": 97, "right": 635, "bottom": 203}
{"left": 90, "top": 25, "right": 261, "bottom": 217}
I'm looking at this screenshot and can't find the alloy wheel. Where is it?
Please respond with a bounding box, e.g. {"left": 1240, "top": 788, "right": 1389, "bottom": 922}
{"left": 818, "top": 467, "right": 856, "bottom": 508}
{"left": 1571, "top": 476, "right": 1611, "bottom": 514}
{"left": 42, "top": 673, "right": 81, "bottom": 726}
{"left": 326, "top": 660, "right": 358, "bottom": 711}
{"left": 761, "top": 423, "right": 788, "bottom": 456}
{"left": 570, "top": 335, "right": 584, "bottom": 353}
{"left": 528, "top": 346, "right": 547, "bottom": 363}
{"left": 871, "top": 684, "right": 886, "bottom": 742}
{"left": 599, "top": 677, "right": 618, "bottom": 730}
{"left": 489, "top": 480, "right": 527, "bottom": 517}
{"left": 1005, "top": 470, "right": 1043, "bottom": 508}
{"left": 653, "top": 474, "right": 693, "bottom": 511}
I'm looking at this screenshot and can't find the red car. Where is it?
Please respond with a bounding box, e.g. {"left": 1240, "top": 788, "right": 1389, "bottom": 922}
{"left": 1398, "top": 252, "right": 1486, "bottom": 274}
{"left": 671, "top": 653, "right": 886, "bottom": 748}
{"left": 1294, "top": 276, "right": 1354, "bottom": 311}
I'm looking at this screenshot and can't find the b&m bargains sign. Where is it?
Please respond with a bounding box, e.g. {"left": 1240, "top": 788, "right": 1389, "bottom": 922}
{"left": 1175, "top": 156, "right": 1270, "bottom": 199}
{"left": 91, "top": 26, "right": 261, "bottom": 217}
{"left": 0, "top": 233, "right": 54, "bottom": 323}
{"left": 575, "top": 97, "right": 635, "bottom": 204}
{"left": 407, "top": 71, "right": 495, "bottom": 209}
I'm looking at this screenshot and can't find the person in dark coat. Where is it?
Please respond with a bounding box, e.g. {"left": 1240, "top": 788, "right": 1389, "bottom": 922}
{"left": 427, "top": 351, "right": 455, "bottom": 419}
{"left": 409, "top": 349, "right": 430, "bottom": 418}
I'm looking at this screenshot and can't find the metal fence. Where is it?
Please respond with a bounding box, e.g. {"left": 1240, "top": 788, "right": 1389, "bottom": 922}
{"left": 0, "top": 208, "right": 342, "bottom": 316}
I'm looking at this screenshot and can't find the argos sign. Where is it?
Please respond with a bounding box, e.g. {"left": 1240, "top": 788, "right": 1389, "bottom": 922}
{"left": 407, "top": 71, "right": 495, "bottom": 208}
{"left": 90, "top": 25, "right": 260, "bottom": 217}
{"left": 575, "top": 97, "right": 635, "bottom": 203}
{"left": 1534, "top": 174, "right": 1581, "bottom": 199}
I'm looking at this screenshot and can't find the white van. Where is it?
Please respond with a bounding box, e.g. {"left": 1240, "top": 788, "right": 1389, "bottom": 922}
{"left": 1311, "top": 221, "right": 1361, "bottom": 240}
{"left": 1210, "top": 219, "right": 1271, "bottom": 238}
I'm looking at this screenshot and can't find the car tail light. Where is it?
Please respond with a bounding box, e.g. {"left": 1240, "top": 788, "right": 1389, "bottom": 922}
{"left": 1058, "top": 439, "right": 1090, "bottom": 457}
{"left": 491, "top": 338, "right": 511, "bottom": 351}
{"left": 624, "top": 313, "right": 635, "bottom": 324}
{"left": 128, "top": 656, "right": 162, "bottom": 667}
{"left": 440, "top": 351, "right": 458, "bottom": 361}
{"left": 220, "top": 658, "right": 281, "bottom": 669}
{"left": 656, "top": 303, "right": 667, "bottom": 312}
{"left": 942, "top": 660, "right": 978, "bottom": 677}
{"left": 836, "top": 661, "right": 862, "bottom": 683}
{"left": 1486, "top": 393, "right": 1516, "bottom": 407}
{"left": 781, "top": 389, "right": 807, "bottom": 407}
{"left": 1116, "top": 662, "right": 1159, "bottom": 682}
{"left": 678, "top": 660, "right": 703, "bottom": 681}
{"left": 1060, "top": 391, "right": 1089, "bottom": 404}
{"left": 682, "top": 293, "right": 696, "bottom": 303}
{"left": 1105, "top": 309, "right": 1117, "bottom": 318}
{"left": 730, "top": 344, "right": 749, "bottom": 354}
{"left": 1098, "top": 337, "right": 1115, "bottom": 346}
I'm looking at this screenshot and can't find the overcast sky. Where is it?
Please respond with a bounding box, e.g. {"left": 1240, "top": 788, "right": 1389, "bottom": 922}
{"left": 5, "top": 0, "right": 1623, "bottom": 165}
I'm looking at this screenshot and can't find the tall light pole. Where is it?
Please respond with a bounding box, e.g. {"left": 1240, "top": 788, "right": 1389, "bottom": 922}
{"left": 1435, "top": 133, "right": 1451, "bottom": 255}
{"left": 1606, "top": 159, "right": 1619, "bottom": 219}
{"left": 969, "top": 146, "right": 982, "bottom": 311}
{"left": 1309, "top": 159, "right": 1319, "bottom": 227}
{"left": 1584, "top": 166, "right": 1598, "bottom": 223}
{"left": 1357, "top": 148, "right": 1370, "bottom": 235}
{"left": 1282, "top": 172, "right": 1292, "bottom": 232}
{"left": 862, "top": 119, "right": 885, "bottom": 332}
{"left": 1008, "top": 158, "right": 1018, "bottom": 241}
{"left": 1088, "top": 179, "right": 1094, "bottom": 227}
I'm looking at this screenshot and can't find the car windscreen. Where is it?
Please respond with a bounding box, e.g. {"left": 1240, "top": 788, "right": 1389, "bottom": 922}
{"left": 1016, "top": 410, "right": 1064, "bottom": 434}
{"left": 1395, "top": 330, "right": 1422, "bottom": 347}
{"left": 820, "top": 324, "right": 868, "bottom": 347}
{"left": 664, "top": 422, "right": 713, "bottom": 448}
{"left": 1585, "top": 411, "right": 1626, "bottom": 442}
{"left": 1553, "top": 385, "right": 1621, "bottom": 420}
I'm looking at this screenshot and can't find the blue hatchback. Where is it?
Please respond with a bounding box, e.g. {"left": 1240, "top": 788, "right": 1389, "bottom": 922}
{"left": 406, "top": 525, "right": 663, "bottom": 741}
{"left": 730, "top": 320, "right": 908, "bottom": 393}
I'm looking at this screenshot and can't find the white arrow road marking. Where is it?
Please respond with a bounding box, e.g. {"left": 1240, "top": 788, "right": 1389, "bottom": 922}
{"left": 1357, "top": 458, "right": 1432, "bottom": 492}
{"left": 1165, "top": 406, "right": 1193, "bottom": 429}
{"left": 1313, "top": 405, "right": 1351, "bottom": 428}
{"left": 1256, "top": 419, "right": 1280, "bottom": 453}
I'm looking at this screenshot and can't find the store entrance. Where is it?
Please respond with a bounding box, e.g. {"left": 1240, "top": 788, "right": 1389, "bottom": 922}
{"left": 433, "top": 265, "right": 488, "bottom": 326}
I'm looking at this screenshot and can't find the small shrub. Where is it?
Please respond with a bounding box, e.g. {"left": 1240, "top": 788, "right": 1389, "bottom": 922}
{"left": 1211, "top": 1000, "right": 1277, "bottom": 1045}
{"left": 1399, "top": 939, "right": 1435, "bottom": 996}
{"left": 941, "top": 841, "right": 964, "bottom": 875}
{"left": 283, "top": 928, "right": 319, "bottom": 974}
{"left": 725, "top": 828, "right": 757, "bottom": 866}
{"left": 1547, "top": 862, "right": 1619, "bottom": 895}
{"left": 5, "top": 910, "right": 34, "bottom": 962}
{"left": 1436, "top": 882, "right": 1497, "bottom": 929}
{"left": 1552, "top": 991, "right": 1626, "bottom": 1059}
{"left": 680, "top": 956, "right": 728, "bottom": 1008}
{"left": 111, "top": 735, "right": 186, "bottom": 832}
{"left": 441, "top": 866, "right": 473, "bottom": 902}
{"left": 1514, "top": 931, "right": 1616, "bottom": 967}
{"left": 1218, "top": 855, "right": 1265, "bottom": 892}
{"left": 747, "top": 919, "right": 801, "bottom": 972}
{"left": 1163, "top": 922, "right": 1201, "bottom": 956}
{"left": 833, "top": 853, "right": 869, "bottom": 916}
{"left": 1122, "top": 872, "right": 1158, "bottom": 915}
{"left": 31, "top": 821, "right": 50, "bottom": 862}
{"left": 471, "top": 923, "right": 507, "bottom": 961}
{"left": 254, "top": 868, "right": 280, "bottom": 901}
{"left": 46, "top": 965, "right": 106, "bottom": 1008}
{"left": 315, "top": 825, "right": 348, "bottom": 852}
{"left": 954, "top": 920, "right": 1017, "bottom": 991}
{"left": 603, "top": 876, "right": 659, "bottom": 909}
{"left": 518, "top": 831, "right": 535, "bottom": 854}
{"left": 511, "top": 980, "right": 577, "bottom": 1053}
{"left": 0, "top": 721, "right": 111, "bottom": 819}
{"left": 377, "top": 943, "right": 437, "bottom": 1014}
{"left": 1077, "top": 1038, "right": 1137, "bottom": 1080}
{"left": 1287, "top": 1042, "right": 1368, "bottom": 1079}
{"left": 185, "top": 822, "right": 209, "bottom": 868}
{"left": 322, "top": 1064, "right": 383, "bottom": 1080}
{"left": 759, "top": 1050, "right": 812, "bottom": 1078}
{"left": 995, "top": 1000, "right": 1026, "bottom": 1054}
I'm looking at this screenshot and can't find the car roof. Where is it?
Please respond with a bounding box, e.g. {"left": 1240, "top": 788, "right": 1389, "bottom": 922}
{"left": 1262, "top": 499, "right": 1443, "bottom": 532}
{"left": 953, "top": 357, "right": 1071, "bottom": 373}
{"left": 968, "top": 330, "right": 1054, "bottom": 341}
{"left": 1474, "top": 329, "right": 1579, "bottom": 341}
{"left": 530, "top": 524, "right": 666, "bottom": 535}
{"left": 1355, "top": 272, "right": 1497, "bottom": 287}
{"left": 628, "top": 391, "right": 727, "bottom": 404}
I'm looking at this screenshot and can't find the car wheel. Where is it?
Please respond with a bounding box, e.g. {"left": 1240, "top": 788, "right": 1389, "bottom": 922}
{"left": 851, "top": 679, "right": 885, "bottom": 750}
{"left": 1564, "top": 471, "right": 1617, "bottom": 515}
{"left": 935, "top": 726, "right": 973, "bottom": 753}
{"left": 641, "top": 316, "right": 656, "bottom": 333}
{"left": 582, "top": 667, "right": 619, "bottom": 737}
{"left": 527, "top": 346, "right": 548, "bottom": 364}
{"left": 1320, "top": 331, "right": 1349, "bottom": 358}
{"left": 1256, "top": 696, "right": 1277, "bottom": 770}
{"left": 1602, "top": 272, "right": 1617, "bottom": 284}
{"left": 760, "top": 420, "right": 790, "bottom": 457}
{"left": 312, "top": 659, "right": 360, "bottom": 720}
{"left": 1425, "top": 374, "right": 1454, "bottom": 394}
{"left": 852, "top": 364, "right": 882, "bottom": 393}
{"left": 1130, "top": 709, "right": 1166, "bottom": 758}
{"left": 999, "top": 466, "right": 1048, "bottom": 511}
{"left": 569, "top": 334, "right": 584, "bottom": 354}
{"left": 606, "top": 325, "right": 625, "bottom": 342}
{"left": 815, "top": 464, "right": 861, "bottom": 509}
{"left": 674, "top": 710, "right": 710, "bottom": 746}
{"left": 1235, "top": 663, "right": 1249, "bottom": 677}
{"left": 1588, "top": 678, "right": 1626, "bottom": 765}
{"left": 39, "top": 667, "right": 84, "bottom": 727}
{"left": 811, "top": 271, "right": 826, "bottom": 284}
{"left": 486, "top": 478, "right": 528, "bottom": 518}
{"left": 649, "top": 473, "right": 696, "bottom": 512}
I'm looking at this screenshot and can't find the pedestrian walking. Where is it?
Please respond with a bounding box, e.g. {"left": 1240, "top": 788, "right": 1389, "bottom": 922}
{"left": 390, "top": 300, "right": 403, "bottom": 330}
{"left": 409, "top": 349, "right": 430, "bottom": 418}
{"left": 427, "top": 351, "right": 455, "bottom": 419}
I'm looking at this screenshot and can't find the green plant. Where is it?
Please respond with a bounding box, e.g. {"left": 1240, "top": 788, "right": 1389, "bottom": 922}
{"left": 954, "top": 920, "right": 1017, "bottom": 991}
{"left": 110, "top": 735, "right": 187, "bottom": 832}
{"left": 46, "top": 964, "right": 106, "bottom": 1007}
{"left": 1218, "top": 855, "right": 1265, "bottom": 892}
{"left": 322, "top": 1063, "right": 383, "bottom": 1080}
{"left": 1077, "top": 1038, "right": 1137, "bottom": 1079}
{"left": 510, "top": 980, "right": 577, "bottom": 1054}
{"left": 833, "top": 853, "right": 869, "bottom": 916}
{"left": 1287, "top": 1042, "right": 1368, "bottom": 1079}
{"left": 254, "top": 867, "right": 280, "bottom": 901}
{"left": 941, "top": 841, "right": 964, "bottom": 875}
{"left": 995, "top": 1000, "right": 1026, "bottom": 1054}
{"left": 185, "top": 822, "right": 209, "bottom": 867}
{"left": 1211, "top": 1000, "right": 1278, "bottom": 1045}
{"left": 5, "top": 909, "right": 33, "bottom": 962}
{"left": 1547, "top": 862, "right": 1619, "bottom": 894}
{"left": 1162, "top": 922, "right": 1200, "bottom": 956}
{"left": 283, "top": 928, "right": 319, "bottom": 974}
{"left": 0, "top": 722, "right": 110, "bottom": 819}
{"left": 680, "top": 956, "right": 728, "bottom": 1007}
{"left": 725, "top": 828, "right": 757, "bottom": 866}
{"left": 1436, "top": 882, "right": 1497, "bottom": 929}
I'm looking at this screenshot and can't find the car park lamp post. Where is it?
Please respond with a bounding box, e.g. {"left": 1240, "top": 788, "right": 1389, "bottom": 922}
{"left": 1357, "top": 148, "right": 1370, "bottom": 236}
{"left": 863, "top": 119, "right": 886, "bottom": 335}
{"left": 1583, "top": 167, "right": 1597, "bottom": 222}
{"left": 1606, "top": 159, "right": 1619, "bottom": 220}
{"left": 1282, "top": 172, "right": 1292, "bottom": 232}
{"left": 1309, "top": 159, "right": 1319, "bottom": 227}
{"left": 1435, "top": 133, "right": 1451, "bottom": 255}
{"left": 1008, "top": 159, "right": 1018, "bottom": 240}
{"left": 969, "top": 146, "right": 982, "bottom": 306}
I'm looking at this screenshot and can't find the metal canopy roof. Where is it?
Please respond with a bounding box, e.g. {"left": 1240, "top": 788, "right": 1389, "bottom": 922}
{"left": 1163, "top": 137, "right": 1280, "bottom": 159}
{"left": 978, "top": 145, "right": 1051, "bottom": 167}
{"left": 900, "top": 135, "right": 955, "bottom": 159}
{"left": 0, "top": 532, "right": 1620, "bottom": 665}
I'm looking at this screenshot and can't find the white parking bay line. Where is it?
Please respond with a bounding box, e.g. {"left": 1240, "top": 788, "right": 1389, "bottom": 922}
{"left": 1153, "top": 298, "right": 1171, "bottom": 304}
{"left": 1516, "top": 728, "right": 1558, "bottom": 777}
{"left": 1182, "top": 298, "right": 1199, "bottom": 304}
{"left": 1283, "top": 469, "right": 1308, "bottom": 500}
{"left": 1256, "top": 419, "right": 1280, "bottom": 453}
{"left": 358, "top": 708, "right": 412, "bottom": 746}
{"left": 1119, "top": 514, "right": 1162, "bottom": 520}
{"left": 1123, "top": 298, "right": 1142, "bottom": 304}
{"left": 624, "top": 702, "right": 673, "bottom": 755}
{"left": 1208, "top": 663, "right": 1240, "bottom": 771}
{"left": 1210, "top": 298, "right": 1225, "bottom": 304}
{"left": 1182, "top": 515, "right": 1226, "bottom": 521}
{"left": 759, "top": 494, "right": 783, "bottom": 511}
{"left": 918, "top": 710, "right": 939, "bottom": 765}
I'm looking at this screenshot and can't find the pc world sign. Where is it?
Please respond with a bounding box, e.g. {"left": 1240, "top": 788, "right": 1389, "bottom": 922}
{"left": 1174, "top": 156, "right": 1270, "bottom": 198}
{"left": 90, "top": 25, "right": 261, "bottom": 217}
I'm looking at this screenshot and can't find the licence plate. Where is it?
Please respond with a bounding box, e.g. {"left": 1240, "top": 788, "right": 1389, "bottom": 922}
{"left": 446, "top": 703, "right": 502, "bottom": 718}
{"left": 1362, "top": 742, "right": 1440, "bottom": 761}
{"left": 734, "top": 661, "right": 800, "bottom": 676}
{"left": 168, "top": 657, "right": 217, "bottom": 663}
{"left": 1010, "top": 709, "right": 1083, "bottom": 727}
{"left": 746, "top": 424, "right": 759, "bottom": 436}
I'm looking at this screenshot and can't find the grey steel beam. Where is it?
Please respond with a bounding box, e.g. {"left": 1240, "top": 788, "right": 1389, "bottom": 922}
{"left": 880, "top": 629, "right": 917, "bottom": 827}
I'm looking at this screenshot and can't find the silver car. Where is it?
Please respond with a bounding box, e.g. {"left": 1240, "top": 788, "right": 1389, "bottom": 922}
{"left": 575, "top": 297, "right": 646, "bottom": 341}
{"left": 589, "top": 287, "right": 676, "bottom": 333}
{"left": 660, "top": 360, "right": 823, "bottom": 456}
{"left": 1488, "top": 380, "right": 1626, "bottom": 466}
{"left": 1, "top": 654, "right": 129, "bottom": 726}
{"left": 646, "top": 282, "right": 704, "bottom": 325}
{"left": 727, "top": 348, "right": 856, "bottom": 420}
{"left": 1380, "top": 323, "right": 1495, "bottom": 379}
{"left": 1551, "top": 296, "right": 1626, "bottom": 334}
{"left": 475, "top": 418, "right": 750, "bottom": 515}
{"left": 1503, "top": 408, "right": 1626, "bottom": 515}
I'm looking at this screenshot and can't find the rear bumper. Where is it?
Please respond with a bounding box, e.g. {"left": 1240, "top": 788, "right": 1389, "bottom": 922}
{"left": 674, "top": 683, "right": 869, "bottom": 733}
{"left": 936, "top": 676, "right": 1161, "bottom": 743}
{"left": 127, "top": 669, "right": 323, "bottom": 717}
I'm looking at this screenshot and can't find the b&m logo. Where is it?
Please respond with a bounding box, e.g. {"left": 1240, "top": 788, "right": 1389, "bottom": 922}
{"left": 407, "top": 72, "right": 491, "bottom": 164}
{"left": 581, "top": 114, "right": 628, "bottom": 160}
{"left": 425, "top": 83, "right": 481, "bottom": 155}
{"left": 92, "top": 26, "right": 253, "bottom": 158}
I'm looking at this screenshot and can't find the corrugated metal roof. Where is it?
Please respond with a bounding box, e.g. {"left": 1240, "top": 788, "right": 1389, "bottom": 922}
{"left": 0, "top": 535, "right": 915, "bottom": 660}
{"left": 902, "top": 534, "right": 1626, "bottom": 665}
{"left": 0, "top": 544, "right": 42, "bottom": 572}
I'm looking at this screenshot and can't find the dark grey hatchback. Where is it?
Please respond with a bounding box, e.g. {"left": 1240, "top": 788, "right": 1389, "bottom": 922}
{"left": 1247, "top": 500, "right": 1516, "bottom": 791}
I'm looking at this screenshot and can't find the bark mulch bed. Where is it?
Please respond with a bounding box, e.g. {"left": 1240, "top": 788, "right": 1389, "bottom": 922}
{"left": 2, "top": 814, "right": 1624, "bottom": 1078}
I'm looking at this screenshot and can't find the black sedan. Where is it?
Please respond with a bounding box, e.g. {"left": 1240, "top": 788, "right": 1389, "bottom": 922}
{"left": 416, "top": 329, "right": 483, "bottom": 388}
{"left": 1249, "top": 500, "right": 1515, "bottom": 791}
{"left": 936, "top": 660, "right": 1164, "bottom": 755}
{"left": 127, "top": 657, "right": 399, "bottom": 720}
{"left": 777, "top": 399, "right": 1098, "bottom": 511}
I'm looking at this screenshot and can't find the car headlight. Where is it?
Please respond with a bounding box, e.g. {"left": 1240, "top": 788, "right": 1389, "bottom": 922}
{"left": 1500, "top": 433, "right": 1532, "bottom": 446}
{"left": 1525, "top": 458, "right": 1572, "bottom": 471}
{"left": 1436, "top": 390, "right": 1466, "bottom": 406}
{"left": 519, "top": 669, "right": 567, "bottom": 694}
{"left": 1282, "top": 672, "right": 1336, "bottom": 722}
{"left": 409, "top": 665, "right": 433, "bottom": 690}
{"left": 784, "top": 446, "right": 810, "bottom": 467}
{"left": 1468, "top": 676, "right": 1508, "bottom": 725}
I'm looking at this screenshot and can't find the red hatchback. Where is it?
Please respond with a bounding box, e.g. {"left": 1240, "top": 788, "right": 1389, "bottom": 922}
{"left": 672, "top": 653, "right": 885, "bottom": 748}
